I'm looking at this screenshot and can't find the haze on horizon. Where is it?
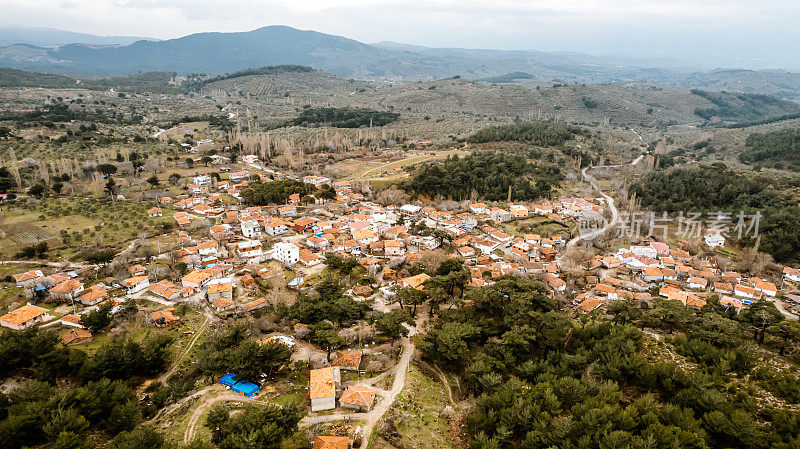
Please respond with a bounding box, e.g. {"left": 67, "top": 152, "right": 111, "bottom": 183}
{"left": 2, "top": 0, "right": 799, "bottom": 71}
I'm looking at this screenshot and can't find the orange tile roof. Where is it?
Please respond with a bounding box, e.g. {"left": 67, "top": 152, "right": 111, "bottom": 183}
{"left": 332, "top": 350, "right": 362, "bottom": 369}
{"left": 312, "top": 436, "right": 349, "bottom": 449}
{"left": 398, "top": 273, "right": 430, "bottom": 290}
{"left": 310, "top": 367, "right": 337, "bottom": 399}
{"left": 0, "top": 304, "right": 49, "bottom": 326}
{"left": 207, "top": 282, "right": 233, "bottom": 294}
{"left": 339, "top": 385, "right": 375, "bottom": 408}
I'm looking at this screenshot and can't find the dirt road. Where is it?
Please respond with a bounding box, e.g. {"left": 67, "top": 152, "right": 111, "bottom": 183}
{"left": 557, "top": 165, "right": 621, "bottom": 266}
{"left": 298, "top": 329, "right": 416, "bottom": 449}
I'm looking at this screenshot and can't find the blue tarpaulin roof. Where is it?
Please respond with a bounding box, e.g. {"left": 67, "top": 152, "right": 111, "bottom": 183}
{"left": 219, "top": 373, "right": 239, "bottom": 387}
{"left": 232, "top": 381, "right": 259, "bottom": 398}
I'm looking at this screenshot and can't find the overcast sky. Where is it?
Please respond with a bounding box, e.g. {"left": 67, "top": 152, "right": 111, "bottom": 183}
{"left": 2, "top": 0, "right": 799, "bottom": 70}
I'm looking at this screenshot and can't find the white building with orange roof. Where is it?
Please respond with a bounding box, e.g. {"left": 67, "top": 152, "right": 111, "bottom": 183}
{"left": 469, "top": 203, "right": 487, "bottom": 214}
{"left": 121, "top": 276, "right": 150, "bottom": 294}
{"left": 0, "top": 304, "right": 53, "bottom": 330}
{"left": 310, "top": 367, "right": 341, "bottom": 411}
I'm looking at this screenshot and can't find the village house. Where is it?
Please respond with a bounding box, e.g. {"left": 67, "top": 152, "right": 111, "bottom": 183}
{"left": 210, "top": 298, "right": 235, "bottom": 312}
{"left": 384, "top": 240, "right": 406, "bottom": 257}
{"left": 148, "top": 207, "right": 162, "bottom": 217}
{"left": 229, "top": 171, "right": 250, "bottom": 182}
{"left": 754, "top": 279, "right": 778, "bottom": 297}
{"left": 121, "top": 276, "right": 150, "bottom": 294}
{"left": 147, "top": 280, "right": 183, "bottom": 301}
{"left": 469, "top": 203, "right": 488, "bottom": 214}
{"left": 509, "top": 204, "right": 529, "bottom": 218}
{"left": 352, "top": 229, "right": 379, "bottom": 245}
{"left": 149, "top": 308, "right": 180, "bottom": 326}
{"left": 332, "top": 350, "right": 362, "bottom": 370}
{"left": 13, "top": 269, "right": 44, "bottom": 287}
{"left": 273, "top": 242, "right": 300, "bottom": 266}
{"left": 49, "top": 279, "right": 85, "bottom": 301}
{"left": 206, "top": 281, "right": 234, "bottom": 301}
{"left": 264, "top": 217, "right": 289, "bottom": 236}
{"left": 398, "top": 273, "right": 431, "bottom": 290}
{"left": 77, "top": 287, "right": 108, "bottom": 306}
{"left": 236, "top": 240, "right": 263, "bottom": 259}
{"left": 310, "top": 366, "right": 341, "bottom": 411}
{"left": 0, "top": 304, "right": 53, "bottom": 330}
{"left": 278, "top": 205, "right": 298, "bottom": 217}
{"left": 704, "top": 233, "right": 725, "bottom": 248}
{"left": 243, "top": 297, "right": 269, "bottom": 312}
{"left": 734, "top": 284, "right": 760, "bottom": 300}
{"left": 784, "top": 267, "right": 800, "bottom": 284}
{"left": 299, "top": 249, "right": 323, "bottom": 267}
{"left": 339, "top": 385, "right": 376, "bottom": 412}
{"left": 240, "top": 219, "right": 262, "bottom": 239}
{"left": 312, "top": 436, "right": 349, "bottom": 449}
{"left": 62, "top": 328, "right": 92, "bottom": 345}
{"left": 687, "top": 276, "right": 708, "bottom": 290}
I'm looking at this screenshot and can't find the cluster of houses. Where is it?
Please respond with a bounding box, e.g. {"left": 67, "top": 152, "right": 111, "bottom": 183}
{"left": 310, "top": 350, "right": 376, "bottom": 413}
{"left": 569, "top": 240, "right": 800, "bottom": 315}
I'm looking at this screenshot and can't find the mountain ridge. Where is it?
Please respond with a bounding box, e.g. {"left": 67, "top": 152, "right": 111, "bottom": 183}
{"left": 0, "top": 25, "right": 798, "bottom": 101}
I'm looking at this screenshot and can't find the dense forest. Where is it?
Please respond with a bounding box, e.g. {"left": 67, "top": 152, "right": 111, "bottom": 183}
{"left": 403, "top": 152, "right": 563, "bottom": 202}
{"left": 421, "top": 276, "right": 800, "bottom": 449}
{"left": 0, "top": 324, "right": 173, "bottom": 449}
{"left": 285, "top": 107, "right": 399, "bottom": 128}
{"left": 630, "top": 164, "right": 800, "bottom": 261}
{"left": 691, "top": 89, "right": 800, "bottom": 125}
{"left": 466, "top": 121, "right": 586, "bottom": 147}
{"left": 740, "top": 128, "right": 800, "bottom": 169}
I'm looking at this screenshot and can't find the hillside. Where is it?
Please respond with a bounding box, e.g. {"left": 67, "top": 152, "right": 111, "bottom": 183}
{"left": 199, "top": 69, "right": 800, "bottom": 130}
{"left": 0, "top": 67, "right": 184, "bottom": 93}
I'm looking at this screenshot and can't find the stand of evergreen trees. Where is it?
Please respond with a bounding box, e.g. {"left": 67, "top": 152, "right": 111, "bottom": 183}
{"left": 403, "top": 152, "right": 563, "bottom": 201}
{"left": 466, "top": 121, "right": 586, "bottom": 146}
{"left": 284, "top": 107, "right": 399, "bottom": 128}
{"left": 421, "top": 276, "right": 800, "bottom": 449}
{"left": 629, "top": 164, "right": 800, "bottom": 261}
{"left": 740, "top": 128, "right": 800, "bottom": 169}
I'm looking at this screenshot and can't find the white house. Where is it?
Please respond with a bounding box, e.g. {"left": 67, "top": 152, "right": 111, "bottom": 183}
{"left": 193, "top": 175, "right": 212, "bottom": 186}
{"left": 121, "top": 276, "right": 150, "bottom": 294}
{"left": 273, "top": 242, "right": 300, "bottom": 267}
{"left": 236, "top": 240, "right": 263, "bottom": 259}
{"left": 384, "top": 240, "right": 406, "bottom": 257}
{"left": 630, "top": 245, "right": 658, "bottom": 259}
{"left": 264, "top": 218, "right": 288, "bottom": 236}
{"left": 240, "top": 220, "right": 262, "bottom": 239}
{"left": 704, "top": 233, "right": 725, "bottom": 248}
{"left": 469, "top": 203, "right": 488, "bottom": 214}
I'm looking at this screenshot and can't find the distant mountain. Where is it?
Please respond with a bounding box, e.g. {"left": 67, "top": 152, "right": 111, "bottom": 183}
{"left": 0, "top": 26, "right": 154, "bottom": 47}
{"left": 0, "top": 25, "right": 797, "bottom": 100}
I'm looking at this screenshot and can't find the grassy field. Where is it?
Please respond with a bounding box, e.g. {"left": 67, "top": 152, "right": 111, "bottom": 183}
{"left": 0, "top": 197, "right": 174, "bottom": 259}
{"left": 369, "top": 362, "right": 457, "bottom": 449}
{"left": 343, "top": 149, "right": 467, "bottom": 182}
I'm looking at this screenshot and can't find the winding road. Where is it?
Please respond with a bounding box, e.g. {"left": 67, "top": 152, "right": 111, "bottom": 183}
{"left": 558, "top": 165, "right": 621, "bottom": 265}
